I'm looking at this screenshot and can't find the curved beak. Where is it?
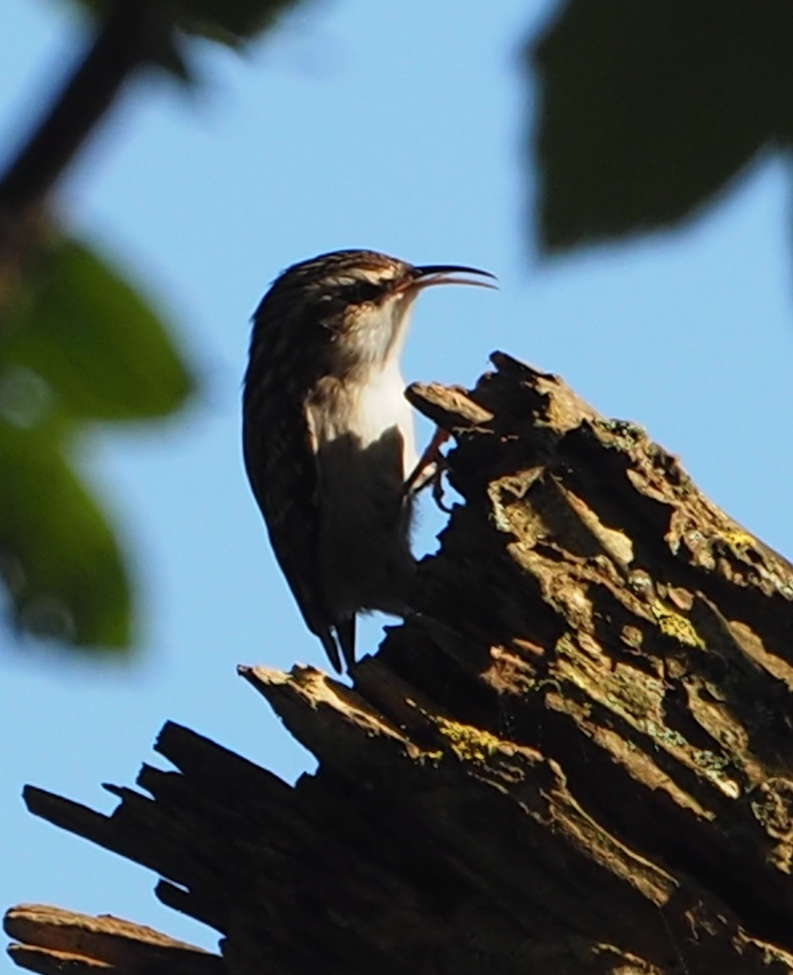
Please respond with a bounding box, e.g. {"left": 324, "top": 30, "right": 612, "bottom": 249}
{"left": 406, "top": 263, "right": 498, "bottom": 293}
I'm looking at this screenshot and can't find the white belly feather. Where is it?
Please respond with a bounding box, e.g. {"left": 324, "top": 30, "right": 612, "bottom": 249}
{"left": 351, "top": 359, "right": 417, "bottom": 475}
{"left": 309, "top": 359, "right": 417, "bottom": 618}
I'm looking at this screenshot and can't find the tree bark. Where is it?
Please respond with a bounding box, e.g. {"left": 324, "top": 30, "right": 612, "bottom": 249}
{"left": 6, "top": 352, "right": 793, "bottom": 974}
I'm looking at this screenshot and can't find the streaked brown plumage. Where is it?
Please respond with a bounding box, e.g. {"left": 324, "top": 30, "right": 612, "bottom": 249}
{"left": 242, "top": 249, "right": 494, "bottom": 672}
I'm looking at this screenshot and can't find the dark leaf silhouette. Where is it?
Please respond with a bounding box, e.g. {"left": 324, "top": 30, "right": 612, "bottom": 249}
{"left": 61, "top": 0, "right": 309, "bottom": 48}
{"left": 531, "top": 0, "right": 793, "bottom": 249}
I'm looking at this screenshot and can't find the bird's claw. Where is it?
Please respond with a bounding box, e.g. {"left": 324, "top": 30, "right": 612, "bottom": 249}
{"left": 405, "top": 426, "right": 453, "bottom": 512}
{"left": 430, "top": 461, "right": 453, "bottom": 513}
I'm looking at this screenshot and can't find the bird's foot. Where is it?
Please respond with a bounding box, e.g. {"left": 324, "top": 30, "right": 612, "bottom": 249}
{"left": 404, "top": 427, "right": 453, "bottom": 512}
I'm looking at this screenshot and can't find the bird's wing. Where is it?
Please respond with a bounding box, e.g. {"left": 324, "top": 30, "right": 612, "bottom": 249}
{"left": 242, "top": 355, "right": 342, "bottom": 673}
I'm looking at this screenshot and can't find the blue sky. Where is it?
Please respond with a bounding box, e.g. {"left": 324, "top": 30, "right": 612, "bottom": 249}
{"left": 3, "top": 0, "right": 793, "bottom": 961}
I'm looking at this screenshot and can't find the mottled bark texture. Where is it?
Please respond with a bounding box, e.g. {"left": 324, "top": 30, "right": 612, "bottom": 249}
{"left": 7, "top": 352, "right": 793, "bottom": 974}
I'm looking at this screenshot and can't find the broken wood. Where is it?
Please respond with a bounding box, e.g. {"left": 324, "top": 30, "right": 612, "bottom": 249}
{"left": 4, "top": 903, "right": 220, "bottom": 975}
{"left": 6, "top": 351, "right": 793, "bottom": 974}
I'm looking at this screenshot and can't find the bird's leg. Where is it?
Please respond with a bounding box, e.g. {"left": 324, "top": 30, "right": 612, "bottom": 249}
{"left": 404, "top": 426, "right": 452, "bottom": 512}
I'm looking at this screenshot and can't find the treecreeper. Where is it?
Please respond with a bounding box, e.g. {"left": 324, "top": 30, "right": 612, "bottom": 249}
{"left": 242, "top": 249, "right": 495, "bottom": 673}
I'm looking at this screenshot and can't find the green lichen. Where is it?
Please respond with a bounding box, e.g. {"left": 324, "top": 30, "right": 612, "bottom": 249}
{"left": 719, "top": 528, "right": 756, "bottom": 549}
{"left": 652, "top": 600, "right": 705, "bottom": 649}
{"left": 640, "top": 721, "right": 688, "bottom": 750}
{"left": 435, "top": 718, "right": 503, "bottom": 764}
{"left": 416, "top": 748, "right": 444, "bottom": 766}
{"left": 692, "top": 749, "right": 729, "bottom": 774}
{"left": 594, "top": 417, "right": 646, "bottom": 449}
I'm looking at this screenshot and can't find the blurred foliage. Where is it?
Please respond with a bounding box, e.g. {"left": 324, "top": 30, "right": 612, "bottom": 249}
{"left": 0, "top": 235, "right": 195, "bottom": 649}
{"left": 0, "top": 413, "right": 130, "bottom": 646}
{"left": 63, "top": 0, "right": 311, "bottom": 48}
{"left": 531, "top": 0, "right": 793, "bottom": 250}
{"left": 0, "top": 0, "right": 310, "bottom": 656}
{"left": 3, "top": 239, "right": 193, "bottom": 421}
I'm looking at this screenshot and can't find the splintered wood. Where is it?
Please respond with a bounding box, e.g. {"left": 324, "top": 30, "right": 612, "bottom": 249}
{"left": 6, "top": 352, "right": 793, "bottom": 974}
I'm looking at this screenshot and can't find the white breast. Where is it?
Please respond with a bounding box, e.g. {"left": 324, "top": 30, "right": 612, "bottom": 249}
{"left": 350, "top": 359, "right": 418, "bottom": 475}
{"left": 310, "top": 356, "right": 418, "bottom": 619}
{"left": 304, "top": 279, "right": 424, "bottom": 620}
{"left": 308, "top": 294, "right": 419, "bottom": 479}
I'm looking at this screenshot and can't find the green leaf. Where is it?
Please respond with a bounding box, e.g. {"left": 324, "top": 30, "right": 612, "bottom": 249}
{"left": 530, "top": 0, "right": 793, "bottom": 250}
{"left": 0, "top": 419, "right": 131, "bottom": 647}
{"left": 2, "top": 236, "right": 195, "bottom": 421}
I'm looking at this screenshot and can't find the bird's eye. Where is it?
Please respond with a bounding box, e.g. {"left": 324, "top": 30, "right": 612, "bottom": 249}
{"left": 341, "top": 279, "right": 385, "bottom": 305}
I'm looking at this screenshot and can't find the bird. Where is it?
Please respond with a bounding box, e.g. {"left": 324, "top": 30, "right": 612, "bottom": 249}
{"left": 242, "top": 249, "right": 495, "bottom": 673}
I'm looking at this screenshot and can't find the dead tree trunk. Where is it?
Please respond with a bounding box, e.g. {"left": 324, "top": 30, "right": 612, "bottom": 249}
{"left": 6, "top": 352, "right": 793, "bottom": 975}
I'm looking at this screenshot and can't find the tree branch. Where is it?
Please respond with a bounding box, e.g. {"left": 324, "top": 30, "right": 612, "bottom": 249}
{"left": 0, "top": 0, "right": 166, "bottom": 216}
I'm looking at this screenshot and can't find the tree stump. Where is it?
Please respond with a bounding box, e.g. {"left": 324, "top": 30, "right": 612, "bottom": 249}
{"left": 6, "top": 352, "right": 793, "bottom": 974}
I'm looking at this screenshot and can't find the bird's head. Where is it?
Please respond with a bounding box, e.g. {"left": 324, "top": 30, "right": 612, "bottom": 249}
{"left": 253, "top": 249, "right": 496, "bottom": 375}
